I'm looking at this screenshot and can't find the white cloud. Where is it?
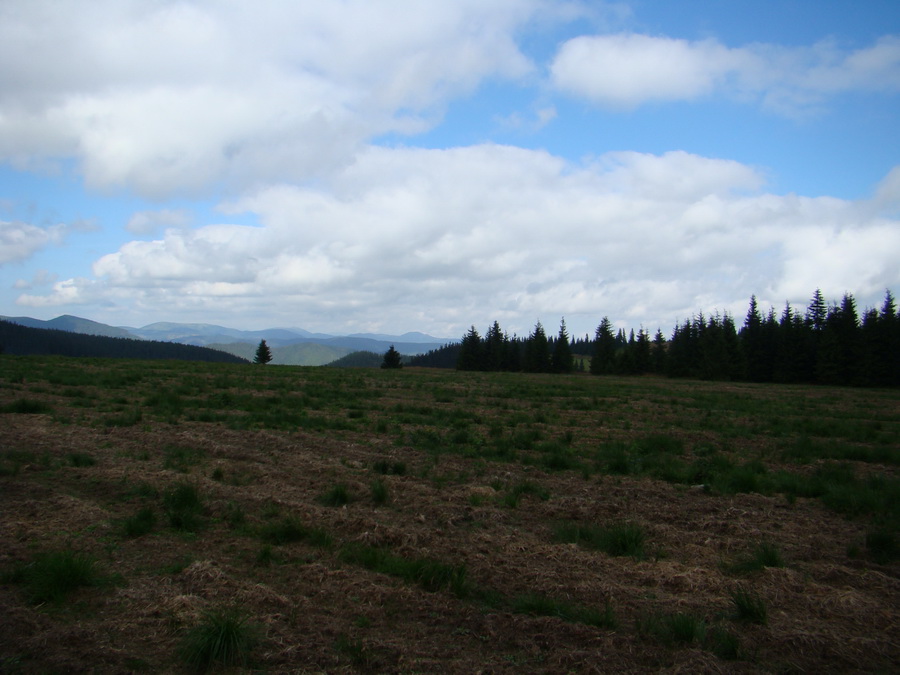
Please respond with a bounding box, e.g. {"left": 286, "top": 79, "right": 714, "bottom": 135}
{"left": 126, "top": 209, "right": 193, "bottom": 235}
{"left": 0, "top": 0, "right": 542, "bottom": 197}
{"left": 0, "top": 220, "right": 66, "bottom": 264}
{"left": 550, "top": 33, "right": 900, "bottom": 111}
{"left": 20, "top": 146, "right": 899, "bottom": 337}
{"left": 550, "top": 34, "right": 746, "bottom": 107}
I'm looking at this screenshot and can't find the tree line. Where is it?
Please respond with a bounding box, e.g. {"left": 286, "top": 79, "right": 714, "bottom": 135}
{"left": 407, "top": 289, "right": 900, "bottom": 387}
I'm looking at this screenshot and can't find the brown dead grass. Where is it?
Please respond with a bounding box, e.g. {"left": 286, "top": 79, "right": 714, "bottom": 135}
{"left": 0, "top": 360, "right": 898, "bottom": 673}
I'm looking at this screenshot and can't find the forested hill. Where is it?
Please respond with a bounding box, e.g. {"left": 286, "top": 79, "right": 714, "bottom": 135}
{"left": 0, "top": 320, "right": 248, "bottom": 363}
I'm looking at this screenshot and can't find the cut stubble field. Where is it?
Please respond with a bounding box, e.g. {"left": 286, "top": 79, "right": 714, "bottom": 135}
{"left": 0, "top": 356, "right": 898, "bottom": 673}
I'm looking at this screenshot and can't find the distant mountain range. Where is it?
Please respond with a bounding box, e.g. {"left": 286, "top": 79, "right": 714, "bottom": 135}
{"left": 0, "top": 314, "right": 453, "bottom": 366}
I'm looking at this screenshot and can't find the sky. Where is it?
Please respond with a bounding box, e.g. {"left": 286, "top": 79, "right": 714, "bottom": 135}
{"left": 1, "top": 0, "right": 899, "bottom": 341}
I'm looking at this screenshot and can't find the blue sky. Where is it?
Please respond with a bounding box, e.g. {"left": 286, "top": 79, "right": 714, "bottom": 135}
{"left": 1, "top": 0, "right": 899, "bottom": 340}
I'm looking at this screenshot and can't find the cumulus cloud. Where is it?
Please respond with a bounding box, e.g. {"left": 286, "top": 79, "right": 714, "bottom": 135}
{"left": 0, "top": 220, "right": 67, "bottom": 264}
{"left": 550, "top": 33, "right": 900, "bottom": 111}
{"left": 19, "top": 146, "right": 899, "bottom": 336}
{"left": 0, "top": 0, "right": 541, "bottom": 197}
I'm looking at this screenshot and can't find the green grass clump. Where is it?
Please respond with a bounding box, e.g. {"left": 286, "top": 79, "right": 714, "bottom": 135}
{"left": 729, "top": 585, "right": 768, "bottom": 625}
{"left": 7, "top": 549, "right": 100, "bottom": 604}
{"left": 67, "top": 452, "right": 96, "bottom": 467}
{"left": 318, "top": 483, "right": 352, "bottom": 507}
{"left": 637, "top": 610, "right": 707, "bottom": 647}
{"left": 0, "top": 398, "right": 53, "bottom": 414}
{"left": 371, "top": 478, "right": 390, "bottom": 505}
{"left": 122, "top": 507, "right": 157, "bottom": 538}
{"left": 726, "top": 540, "right": 785, "bottom": 575}
{"left": 555, "top": 520, "right": 647, "bottom": 559}
{"left": 163, "top": 444, "right": 206, "bottom": 472}
{"left": 708, "top": 626, "right": 741, "bottom": 660}
{"left": 503, "top": 480, "right": 550, "bottom": 508}
{"left": 179, "top": 607, "right": 259, "bottom": 672}
{"left": 257, "top": 517, "right": 309, "bottom": 545}
{"left": 339, "top": 543, "right": 468, "bottom": 596}
{"left": 373, "top": 459, "right": 407, "bottom": 476}
{"left": 511, "top": 593, "right": 617, "bottom": 628}
{"left": 163, "top": 482, "right": 205, "bottom": 532}
{"left": 223, "top": 501, "right": 245, "bottom": 529}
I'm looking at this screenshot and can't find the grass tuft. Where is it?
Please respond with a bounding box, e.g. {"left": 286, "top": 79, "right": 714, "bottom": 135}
{"left": 7, "top": 549, "right": 100, "bottom": 604}
{"left": 511, "top": 593, "right": 617, "bottom": 628}
{"left": 122, "top": 507, "right": 156, "bottom": 538}
{"left": 163, "top": 482, "right": 204, "bottom": 532}
{"left": 179, "top": 607, "right": 259, "bottom": 672}
{"left": 729, "top": 585, "right": 768, "bottom": 625}
{"left": 555, "top": 520, "right": 647, "bottom": 558}
{"left": 318, "top": 483, "right": 352, "bottom": 507}
{"left": 371, "top": 478, "right": 390, "bottom": 505}
{"left": 339, "top": 543, "right": 468, "bottom": 596}
{"left": 727, "top": 540, "right": 785, "bottom": 574}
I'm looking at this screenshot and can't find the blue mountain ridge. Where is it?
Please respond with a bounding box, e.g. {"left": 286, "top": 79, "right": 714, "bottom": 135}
{"left": 1, "top": 314, "right": 454, "bottom": 361}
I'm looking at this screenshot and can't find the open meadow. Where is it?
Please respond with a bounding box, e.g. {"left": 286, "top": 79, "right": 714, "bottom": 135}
{"left": 1, "top": 356, "right": 898, "bottom": 673}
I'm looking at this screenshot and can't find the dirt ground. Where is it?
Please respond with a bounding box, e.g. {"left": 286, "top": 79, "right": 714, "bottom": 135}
{"left": 1, "top": 367, "right": 898, "bottom": 673}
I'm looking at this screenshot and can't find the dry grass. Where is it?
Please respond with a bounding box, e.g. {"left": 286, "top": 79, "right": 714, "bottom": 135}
{"left": 0, "top": 357, "right": 898, "bottom": 673}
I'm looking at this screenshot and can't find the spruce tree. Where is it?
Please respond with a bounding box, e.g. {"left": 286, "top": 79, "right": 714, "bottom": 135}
{"left": 456, "top": 326, "right": 483, "bottom": 371}
{"left": 381, "top": 344, "right": 403, "bottom": 369}
{"left": 551, "top": 318, "right": 574, "bottom": 373}
{"left": 254, "top": 339, "right": 273, "bottom": 365}
{"left": 484, "top": 321, "right": 506, "bottom": 371}
{"left": 651, "top": 328, "right": 667, "bottom": 374}
{"left": 590, "top": 317, "right": 617, "bottom": 375}
{"left": 524, "top": 321, "right": 551, "bottom": 373}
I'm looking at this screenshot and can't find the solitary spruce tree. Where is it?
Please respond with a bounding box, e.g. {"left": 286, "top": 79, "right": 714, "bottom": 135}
{"left": 254, "top": 339, "right": 273, "bottom": 365}
{"left": 381, "top": 344, "right": 403, "bottom": 369}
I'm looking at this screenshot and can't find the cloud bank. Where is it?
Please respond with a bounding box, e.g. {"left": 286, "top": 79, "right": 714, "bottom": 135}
{"left": 0, "top": 0, "right": 538, "bottom": 197}
{"left": 18, "top": 146, "right": 899, "bottom": 337}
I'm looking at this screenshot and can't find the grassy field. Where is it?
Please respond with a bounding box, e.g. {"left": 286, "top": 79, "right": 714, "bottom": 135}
{"left": 1, "top": 355, "right": 898, "bottom": 673}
